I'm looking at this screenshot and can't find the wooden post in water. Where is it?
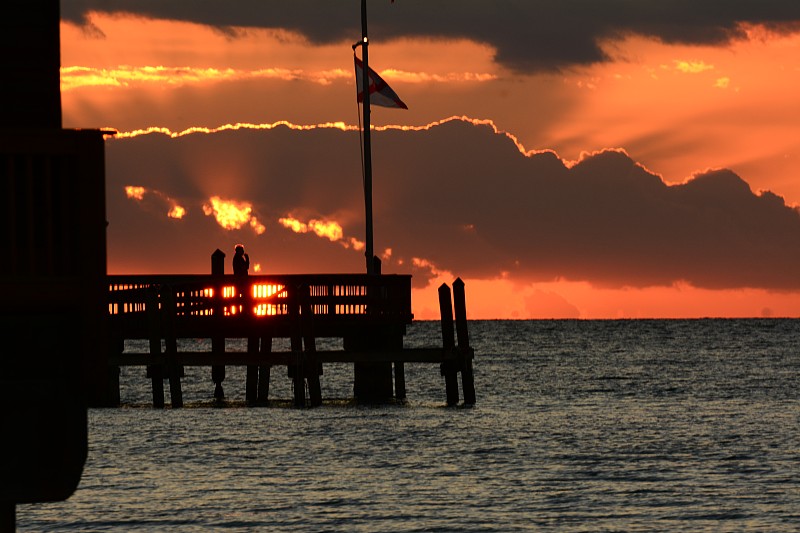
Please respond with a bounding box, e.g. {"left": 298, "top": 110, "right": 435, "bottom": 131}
{"left": 453, "top": 278, "right": 476, "bottom": 405}
{"left": 394, "top": 361, "right": 407, "bottom": 401}
{"left": 211, "top": 249, "right": 226, "bottom": 401}
{"left": 290, "top": 285, "right": 306, "bottom": 407}
{"left": 390, "top": 256, "right": 406, "bottom": 400}
{"left": 438, "top": 283, "right": 460, "bottom": 406}
{"left": 145, "top": 286, "right": 165, "bottom": 408}
{"left": 163, "top": 286, "right": 183, "bottom": 408}
{"left": 352, "top": 266, "right": 395, "bottom": 402}
{"left": 245, "top": 337, "right": 259, "bottom": 404}
{"left": 258, "top": 337, "right": 272, "bottom": 404}
{"left": 107, "top": 337, "right": 122, "bottom": 407}
{"left": 301, "top": 293, "right": 323, "bottom": 407}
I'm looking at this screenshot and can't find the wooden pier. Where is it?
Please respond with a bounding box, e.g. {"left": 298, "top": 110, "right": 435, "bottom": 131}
{"left": 107, "top": 251, "right": 475, "bottom": 407}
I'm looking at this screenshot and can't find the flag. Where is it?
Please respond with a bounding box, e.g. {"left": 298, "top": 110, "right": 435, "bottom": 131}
{"left": 354, "top": 55, "right": 408, "bottom": 109}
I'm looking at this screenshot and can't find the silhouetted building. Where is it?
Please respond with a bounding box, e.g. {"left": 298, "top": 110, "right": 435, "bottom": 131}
{"left": 1, "top": 0, "right": 108, "bottom": 520}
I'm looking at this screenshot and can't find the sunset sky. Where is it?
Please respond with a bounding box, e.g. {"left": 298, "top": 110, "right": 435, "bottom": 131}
{"left": 60, "top": 1, "right": 800, "bottom": 319}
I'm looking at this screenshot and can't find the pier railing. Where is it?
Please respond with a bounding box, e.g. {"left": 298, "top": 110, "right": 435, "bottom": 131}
{"left": 107, "top": 273, "right": 413, "bottom": 339}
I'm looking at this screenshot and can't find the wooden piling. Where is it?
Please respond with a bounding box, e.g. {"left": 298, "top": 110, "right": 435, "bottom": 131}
{"left": 258, "top": 336, "right": 272, "bottom": 403}
{"left": 107, "top": 337, "right": 122, "bottom": 407}
{"left": 394, "top": 361, "right": 406, "bottom": 401}
{"left": 290, "top": 288, "right": 306, "bottom": 407}
{"left": 301, "top": 293, "right": 323, "bottom": 407}
{"left": 1, "top": 504, "right": 14, "bottom": 533}
{"left": 245, "top": 337, "right": 259, "bottom": 404}
{"left": 163, "top": 287, "right": 183, "bottom": 408}
{"left": 290, "top": 333, "right": 305, "bottom": 407}
{"left": 211, "top": 249, "right": 226, "bottom": 401}
{"left": 146, "top": 286, "right": 164, "bottom": 408}
{"left": 351, "top": 257, "right": 395, "bottom": 402}
{"left": 438, "top": 283, "right": 460, "bottom": 406}
{"left": 453, "top": 278, "right": 475, "bottom": 405}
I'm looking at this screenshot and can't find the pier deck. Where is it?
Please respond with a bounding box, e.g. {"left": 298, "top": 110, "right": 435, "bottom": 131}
{"left": 107, "top": 271, "right": 475, "bottom": 407}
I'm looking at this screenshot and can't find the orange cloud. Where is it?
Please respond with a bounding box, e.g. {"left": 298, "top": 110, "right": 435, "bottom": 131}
{"left": 672, "top": 60, "right": 715, "bottom": 73}
{"left": 124, "top": 185, "right": 186, "bottom": 220}
{"left": 278, "top": 214, "right": 364, "bottom": 251}
{"left": 168, "top": 205, "right": 186, "bottom": 219}
{"left": 202, "top": 196, "right": 265, "bottom": 234}
{"left": 61, "top": 65, "right": 354, "bottom": 91}
{"left": 125, "top": 185, "right": 145, "bottom": 200}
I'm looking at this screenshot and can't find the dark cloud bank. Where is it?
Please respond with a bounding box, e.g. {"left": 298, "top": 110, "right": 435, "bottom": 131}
{"left": 106, "top": 119, "right": 800, "bottom": 290}
{"left": 62, "top": 0, "right": 800, "bottom": 72}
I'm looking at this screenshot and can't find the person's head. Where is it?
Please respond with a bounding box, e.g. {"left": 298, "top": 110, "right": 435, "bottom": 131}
{"left": 234, "top": 244, "right": 244, "bottom": 255}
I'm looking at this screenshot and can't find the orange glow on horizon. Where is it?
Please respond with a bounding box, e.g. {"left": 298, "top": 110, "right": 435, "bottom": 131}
{"left": 410, "top": 276, "right": 800, "bottom": 320}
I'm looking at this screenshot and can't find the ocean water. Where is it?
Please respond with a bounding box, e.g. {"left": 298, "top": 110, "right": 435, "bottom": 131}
{"left": 16, "top": 319, "right": 800, "bottom": 532}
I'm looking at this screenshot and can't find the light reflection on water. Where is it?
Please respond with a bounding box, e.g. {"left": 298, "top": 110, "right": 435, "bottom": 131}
{"left": 17, "top": 319, "right": 800, "bottom": 531}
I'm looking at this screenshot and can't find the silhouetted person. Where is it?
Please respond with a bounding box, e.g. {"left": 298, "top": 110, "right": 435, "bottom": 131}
{"left": 232, "top": 244, "right": 251, "bottom": 318}
{"left": 233, "top": 244, "right": 250, "bottom": 276}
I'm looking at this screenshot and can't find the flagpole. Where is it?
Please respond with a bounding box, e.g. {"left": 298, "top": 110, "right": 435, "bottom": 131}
{"left": 360, "top": 0, "right": 375, "bottom": 275}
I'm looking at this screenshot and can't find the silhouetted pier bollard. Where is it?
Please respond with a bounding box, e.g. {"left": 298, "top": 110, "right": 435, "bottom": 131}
{"left": 211, "top": 249, "right": 226, "bottom": 401}
{"left": 438, "top": 283, "right": 460, "bottom": 406}
{"left": 453, "top": 278, "right": 476, "bottom": 405}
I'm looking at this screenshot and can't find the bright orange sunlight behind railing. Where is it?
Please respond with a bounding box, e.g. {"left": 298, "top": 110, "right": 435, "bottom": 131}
{"left": 253, "top": 283, "right": 286, "bottom": 316}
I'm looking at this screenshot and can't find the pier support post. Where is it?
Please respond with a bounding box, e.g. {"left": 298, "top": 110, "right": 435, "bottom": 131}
{"left": 1, "top": 504, "right": 14, "bottom": 533}
{"left": 107, "top": 336, "right": 122, "bottom": 407}
{"left": 258, "top": 336, "right": 272, "bottom": 404}
{"left": 146, "top": 286, "right": 165, "bottom": 408}
{"left": 439, "top": 283, "right": 460, "bottom": 406}
{"left": 394, "top": 362, "right": 406, "bottom": 401}
{"left": 246, "top": 337, "right": 259, "bottom": 404}
{"left": 301, "top": 297, "right": 323, "bottom": 407}
{"left": 163, "top": 287, "right": 183, "bottom": 408}
{"left": 289, "top": 285, "right": 306, "bottom": 407}
{"left": 211, "top": 249, "right": 226, "bottom": 402}
{"left": 290, "top": 333, "right": 305, "bottom": 407}
{"left": 350, "top": 337, "right": 394, "bottom": 402}
{"left": 453, "top": 278, "right": 476, "bottom": 405}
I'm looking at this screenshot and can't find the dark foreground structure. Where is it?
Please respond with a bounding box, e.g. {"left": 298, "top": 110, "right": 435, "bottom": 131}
{"left": 1, "top": 0, "right": 108, "bottom": 526}
{"left": 107, "top": 251, "right": 476, "bottom": 408}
